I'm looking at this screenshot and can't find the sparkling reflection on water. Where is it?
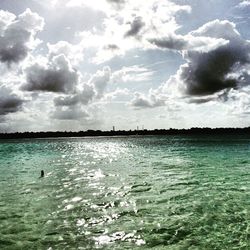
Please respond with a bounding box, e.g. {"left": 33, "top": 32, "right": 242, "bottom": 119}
{"left": 0, "top": 136, "right": 249, "bottom": 249}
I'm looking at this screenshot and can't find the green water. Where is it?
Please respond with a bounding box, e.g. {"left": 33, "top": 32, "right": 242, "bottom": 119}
{"left": 0, "top": 135, "right": 249, "bottom": 249}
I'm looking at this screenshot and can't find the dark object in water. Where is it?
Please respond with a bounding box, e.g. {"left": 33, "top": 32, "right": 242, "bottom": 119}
{"left": 40, "top": 170, "right": 44, "bottom": 178}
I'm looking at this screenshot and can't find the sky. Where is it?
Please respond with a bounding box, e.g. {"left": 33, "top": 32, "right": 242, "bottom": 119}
{"left": 0, "top": 0, "right": 250, "bottom": 132}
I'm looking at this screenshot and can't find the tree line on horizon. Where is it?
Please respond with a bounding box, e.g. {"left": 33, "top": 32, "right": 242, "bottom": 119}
{"left": 1, "top": 127, "right": 250, "bottom": 139}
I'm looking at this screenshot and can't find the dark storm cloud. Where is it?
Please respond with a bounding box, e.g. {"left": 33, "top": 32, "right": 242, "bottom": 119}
{"left": 133, "top": 19, "right": 250, "bottom": 108}
{"left": 0, "top": 28, "right": 31, "bottom": 64}
{"left": 0, "top": 85, "right": 23, "bottom": 116}
{"left": 125, "top": 17, "right": 145, "bottom": 37}
{"left": 152, "top": 20, "right": 250, "bottom": 98}
{"left": 179, "top": 20, "right": 250, "bottom": 96}
{"left": 22, "top": 55, "right": 79, "bottom": 93}
{"left": 0, "top": 9, "right": 44, "bottom": 65}
{"left": 180, "top": 45, "right": 249, "bottom": 96}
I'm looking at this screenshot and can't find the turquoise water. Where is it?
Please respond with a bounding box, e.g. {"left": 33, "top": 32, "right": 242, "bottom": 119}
{"left": 0, "top": 135, "right": 249, "bottom": 249}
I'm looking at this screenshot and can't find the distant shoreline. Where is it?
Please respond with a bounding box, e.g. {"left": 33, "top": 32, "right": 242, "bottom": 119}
{"left": 1, "top": 127, "right": 250, "bottom": 139}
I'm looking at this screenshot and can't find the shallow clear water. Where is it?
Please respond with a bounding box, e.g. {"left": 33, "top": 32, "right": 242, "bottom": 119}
{"left": 0, "top": 135, "right": 249, "bottom": 249}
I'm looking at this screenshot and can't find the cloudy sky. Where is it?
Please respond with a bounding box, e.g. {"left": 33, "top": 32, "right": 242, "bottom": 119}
{"left": 0, "top": 0, "right": 250, "bottom": 132}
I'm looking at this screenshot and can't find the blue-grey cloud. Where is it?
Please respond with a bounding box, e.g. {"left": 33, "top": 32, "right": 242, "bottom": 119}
{"left": 180, "top": 20, "right": 250, "bottom": 96}
{"left": 51, "top": 107, "right": 89, "bottom": 120}
{"left": 149, "top": 35, "right": 187, "bottom": 50}
{"left": 106, "top": 0, "right": 126, "bottom": 9}
{"left": 0, "top": 8, "right": 44, "bottom": 65}
{"left": 0, "top": 85, "right": 23, "bottom": 116}
{"left": 125, "top": 17, "right": 145, "bottom": 37}
{"left": 54, "top": 67, "right": 111, "bottom": 107}
{"left": 151, "top": 20, "right": 250, "bottom": 98}
{"left": 130, "top": 92, "right": 166, "bottom": 109}
{"left": 22, "top": 54, "right": 79, "bottom": 93}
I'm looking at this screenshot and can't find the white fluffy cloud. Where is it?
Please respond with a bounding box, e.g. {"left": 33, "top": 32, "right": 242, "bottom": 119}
{"left": 75, "top": 0, "right": 191, "bottom": 64}
{"left": 47, "top": 41, "right": 84, "bottom": 65}
{"left": 225, "top": 87, "right": 250, "bottom": 116}
{"left": 130, "top": 89, "right": 166, "bottom": 109}
{"left": 238, "top": 1, "right": 250, "bottom": 7}
{"left": 89, "top": 66, "right": 111, "bottom": 98}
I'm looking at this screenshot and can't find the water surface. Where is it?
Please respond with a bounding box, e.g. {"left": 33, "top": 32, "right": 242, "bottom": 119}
{"left": 0, "top": 135, "right": 249, "bottom": 249}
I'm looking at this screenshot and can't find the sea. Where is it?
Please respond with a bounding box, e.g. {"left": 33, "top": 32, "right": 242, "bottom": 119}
{"left": 0, "top": 135, "right": 249, "bottom": 249}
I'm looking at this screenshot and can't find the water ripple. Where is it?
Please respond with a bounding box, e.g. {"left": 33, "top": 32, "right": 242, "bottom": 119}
{"left": 0, "top": 136, "right": 249, "bottom": 249}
